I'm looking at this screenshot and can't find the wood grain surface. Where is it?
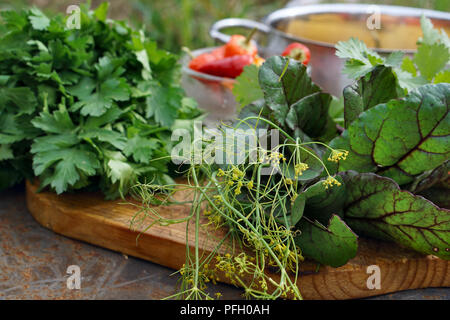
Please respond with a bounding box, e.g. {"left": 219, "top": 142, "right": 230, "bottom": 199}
{"left": 25, "top": 181, "right": 450, "bottom": 300}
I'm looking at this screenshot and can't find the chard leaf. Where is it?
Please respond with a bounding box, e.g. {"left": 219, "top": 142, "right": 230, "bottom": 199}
{"left": 285, "top": 92, "right": 331, "bottom": 138}
{"left": 291, "top": 193, "right": 306, "bottom": 227}
{"left": 330, "top": 83, "right": 450, "bottom": 186}
{"left": 343, "top": 66, "right": 400, "bottom": 128}
{"left": 258, "top": 56, "right": 320, "bottom": 126}
{"left": 341, "top": 171, "right": 450, "bottom": 260}
{"left": 303, "top": 176, "right": 346, "bottom": 225}
{"left": 409, "top": 160, "right": 449, "bottom": 193}
{"left": 418, "top": 188, "right": 450, "bottom": 209}
{"left": 295, "top": 215, "right": 358, "bottom": 267}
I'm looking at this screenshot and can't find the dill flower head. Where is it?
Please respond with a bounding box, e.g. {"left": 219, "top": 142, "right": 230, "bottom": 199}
{"left": 232, "top": 166, "right": 244, "bottom": 180}
{"left": 294, "top": 162, "right": 309, "bottom": 178}
{"left": 322, "top": 176, "right": 342, "bottom": 189}
{"left": 235, "top": 181, "right": 243, "bottom": 195}
{"left": 217, "top": 168, "right": 225, "bottom": 177}
{"left": 328, "top": 149, "right": 349, "bottom": 163}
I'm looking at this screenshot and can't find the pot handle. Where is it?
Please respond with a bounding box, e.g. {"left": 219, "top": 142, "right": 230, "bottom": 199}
{"left": 210, "top": 18, "right": 271, "bottom": 44}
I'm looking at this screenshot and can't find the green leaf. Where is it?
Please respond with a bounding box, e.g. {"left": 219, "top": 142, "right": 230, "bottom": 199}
{"left": 0, "top": 87, "right": 38, "bottom": 115}
{"left": 123, "top": 135, "right": 159, "bottom": 164}
{"left": 413, "top": 43, "right": 450, "bottom": 81}
{"left": 33, "top": 147, "right": 100, "bottom": 194}
{"left": 145, "top": 85, "right": 182, "bottom": 127}
{"left": 420, "top": 15, "right": 450, "bottom": 48}
{"left": 32, "top": 105, "right": 75, "bottom": 134}
{"left": 28, "top": 8, "right": 50, "bottom": 31}
{"left": 409, "top": 160, "right": 449, "bottom": 193}
{"left": 335, "top": 37, "right": 383, "bottom": 79}
{"left": 295, "top": 215, "right": 358, "bottom": 267}
{"left": 232, "top": 64, "right": 264, "bottom": 111}
{"left": 303, "top": 176, "right": 346, "bottom": 225}
{"left": 435, "top": 70, "right": 450, "bottom": 84}
{"left": 94, "top": 2, "right": 109, "bottom": 22}
{"left": 258, "top": 56, "right": 320, "bottom": 126}
{"left": 343, "top": 66, "right": 400, "bottom": 128}
{"left": 291, "top": 193, "right": 305, "bottom": 226}
{"left": 0, "top": 144, "right": 14, "bottom": 161}
{"left": 81, "top": 128, "right": 127, "bottom": 150}
{"left": 418, "top": 188, "right": 450, "bottom": 210}
{"left": 330, "top": 83, "right": 450, "bottom": 186}
{"left": 340, "top": 171, "right": 450, "bottom": 260}
{"left": 285, "top": 92, "right": 332, "bottom": 138}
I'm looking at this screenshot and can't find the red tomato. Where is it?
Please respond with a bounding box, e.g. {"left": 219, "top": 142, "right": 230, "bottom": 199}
{"left": 282, "top": 43, "right": 311, "bottom": 65}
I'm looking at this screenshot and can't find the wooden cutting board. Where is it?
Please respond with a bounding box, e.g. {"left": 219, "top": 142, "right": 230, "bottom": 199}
{"left": 25, "top": 181, "right": 450, "bottom": 300}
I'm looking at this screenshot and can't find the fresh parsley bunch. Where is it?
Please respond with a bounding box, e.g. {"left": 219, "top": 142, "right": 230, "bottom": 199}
{"left": 0, "top": 3, "right": 201, "bottom": 199}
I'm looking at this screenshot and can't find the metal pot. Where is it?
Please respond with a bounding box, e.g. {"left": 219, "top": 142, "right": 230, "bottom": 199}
{"left": 210, "top": 4, "right": 450, "bottom": 96}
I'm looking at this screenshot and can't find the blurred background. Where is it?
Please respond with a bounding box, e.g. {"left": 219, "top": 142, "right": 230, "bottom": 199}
{"left": 0, "top": 0, "right": 448, "bottom": 52}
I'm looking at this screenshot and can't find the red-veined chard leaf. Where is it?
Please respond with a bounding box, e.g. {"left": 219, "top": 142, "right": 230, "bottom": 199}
{"left": 239, "top": 56, "right": 334, "bottom": 140}
{"left": 329, "top": 83, "right": 450, "bottom": 186}
{"left": 302, "top": 175, "right": 346, "bottom": 225}
{"left": 294, "top": 214, "right": 358, "bottom": 268}
{"left": 409, "top": 160, "right": 449, "bottom": 193}
{"left": 418, "top": 187, "right": 450, "bottom": 210}
{"left": 340, "top": 171, "right": 450, "bottom": 260}
{"left": 343, "top": 65, "right": 401, "bottom": 128}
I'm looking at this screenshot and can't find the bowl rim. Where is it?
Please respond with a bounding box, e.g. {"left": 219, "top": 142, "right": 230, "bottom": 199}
{"left": 263, "top": 3, "right": 450, "bottom": 54}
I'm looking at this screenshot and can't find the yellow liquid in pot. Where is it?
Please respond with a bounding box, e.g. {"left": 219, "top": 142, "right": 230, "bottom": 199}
{"left": 280, "top": 13, "right": 450, "bottom": 50}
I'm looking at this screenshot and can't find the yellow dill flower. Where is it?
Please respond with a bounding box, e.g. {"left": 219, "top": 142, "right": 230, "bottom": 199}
{"left": 285, "top": 178, "right": 293, "bottom": 185}
{"left": 322, "top": 176, "right": 342, "bottom": 189}
{"left": 294, "top": 162, "right": 309, "bottom": 178}
{"left": 234, "top": 181, "right": 243, "bottom": 195}
{"left": 231, "top": 166, "right": 244, "bottom": 180}
{"left": 328, "top": 149, "right": 349, "bottom": 163}
{"left": 247, "top": 180, "right": 254, "bottom": 189}
{"left": 217, "top": 168, "right": 225, "bottom": 177}
{"left": 215, "top": 292, "right": 222, "bottom": 299}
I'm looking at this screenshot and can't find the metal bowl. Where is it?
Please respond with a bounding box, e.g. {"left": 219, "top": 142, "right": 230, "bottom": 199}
{"left": 210, "top": 4, "right": 450, "bottom": 96}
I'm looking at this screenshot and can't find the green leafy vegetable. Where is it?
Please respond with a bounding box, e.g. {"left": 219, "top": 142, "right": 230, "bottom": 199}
{"left": 336, "top": 16, "right": 450, "bottom": 92}
{"left": 340, "top": 171, "right": 450, "bottom": 260}
{"left": 343, "top": 66, "right": 401, "bottom": 128}
{"left": 0, "top": 4, "right": 201, "bottom": 198}
{"left": 330, "top": 83, "right": 450, "bottom": 186}
{"left": 295, "top": 215, "right": 358, "bottom": 268}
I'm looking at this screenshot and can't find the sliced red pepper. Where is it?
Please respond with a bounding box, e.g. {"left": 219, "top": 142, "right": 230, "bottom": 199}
{"left": 197, "top": 54, "right": 254, "bottom": 78}
{"left": 224, "top": 34, "right": 258, "bottom": 57}
{"left": 189, "top": 46, "right": 225, "bottom": 71}
{"left": 282, "top": 42, "right": 311, "bottom": 65}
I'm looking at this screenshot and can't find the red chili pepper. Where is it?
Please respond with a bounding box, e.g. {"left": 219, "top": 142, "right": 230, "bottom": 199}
{"left": 189, "top": 46, "right": 225, "bottom": 71}
{"left": 197, "top": 54, "right": 254, "bottom": 78}
{"left": 282, "top": 43, "right": 311, "bottom": 65}
{"left": 224, "top": 34, "right": 258, "bottom": 57}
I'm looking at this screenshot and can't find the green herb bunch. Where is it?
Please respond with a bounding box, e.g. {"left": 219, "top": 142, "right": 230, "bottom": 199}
{"left": 133, "top": 16, "right": 449, "bottom": 300}
{"left": 0, "top": 3, "right": 201, "bottom": 198}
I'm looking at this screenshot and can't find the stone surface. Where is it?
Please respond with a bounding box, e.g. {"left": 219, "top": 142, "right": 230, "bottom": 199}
{"left": 0, "top": 184, "right": 448, "bottom": 300}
